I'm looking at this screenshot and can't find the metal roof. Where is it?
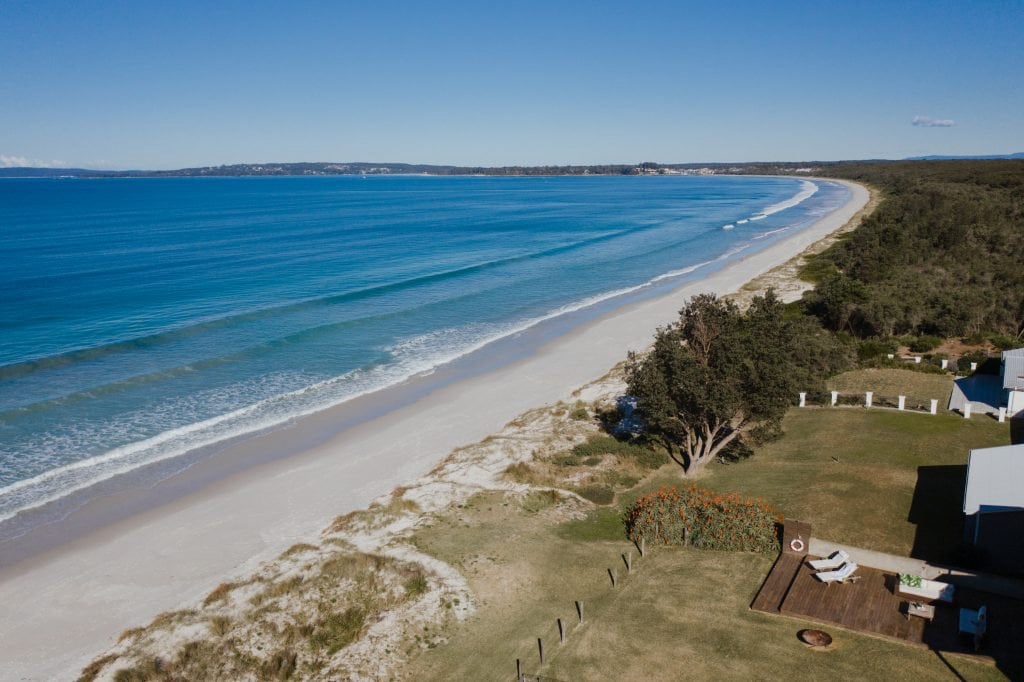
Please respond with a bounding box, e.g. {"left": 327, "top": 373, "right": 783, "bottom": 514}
{"left": 1003, "top": 348, "right": 1024, "bottom": 391}
{"left": 964, "top": 444, "right": 1024, "bottom": 514}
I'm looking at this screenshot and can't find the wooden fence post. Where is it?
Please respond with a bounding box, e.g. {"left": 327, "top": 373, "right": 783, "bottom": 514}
{"left": 538, "top": 638, "right": 544, "bottom": 664}
{"left": 576, "top": 600, "right": 584, "bottom": 624}
{"left": 558, "top": 618, "right": 565, "bottom": 643}
{"left": 516, "top": 658, "right": 521, "bottom": 680}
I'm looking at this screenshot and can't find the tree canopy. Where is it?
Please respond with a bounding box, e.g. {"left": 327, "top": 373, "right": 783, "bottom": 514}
{"left": 807, "top": 160, "right": 1024, "bottom": 340}
{"left": 626, "top": 292, "right": 847, "bottom": 475}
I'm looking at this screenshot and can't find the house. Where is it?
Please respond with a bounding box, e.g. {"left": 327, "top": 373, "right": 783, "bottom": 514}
{"left": 962, "top": 443, "right": 1024, "bottom": 574}
{"left": 1002, "top": 348, "right": 1024, "bottom": 416}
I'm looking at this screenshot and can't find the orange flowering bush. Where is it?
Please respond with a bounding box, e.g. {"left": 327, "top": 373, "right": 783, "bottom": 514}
{"left": 625, "top": 485, "right": 779, "bottom": 553}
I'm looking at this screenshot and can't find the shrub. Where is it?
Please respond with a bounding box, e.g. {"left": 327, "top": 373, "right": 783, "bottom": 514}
{"left": 857, "top": 338, "right": 897, "bottom": 362}
{"left": 311, "top": 607, "right": 365, "bottom": 654}
{"left": 625, "top": 485, "right": 779, "bottom": 553}
{"left": 577, "top": 485, "right": 615, "bottom": 505}
{"left": 989, "top": 334, "right": 1024, "bottom": 350}
{"left": 569, "top": 401, "right": 590, "bottom": 421}
{"left": 404, "top": 573, "right": 429, "bottom": 598}
{"left": 569, "top": 435, "right": 663, "bottom": 470}
{"left": 908, "top": 335, "right": 943, "bottom": 353}
{"left": 261, "top": 650, "right": 298, "bottom": 681}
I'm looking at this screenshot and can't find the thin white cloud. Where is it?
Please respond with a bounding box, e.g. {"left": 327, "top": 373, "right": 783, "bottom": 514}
{"left": 0, "top": 154, "right": 68, "bottom": 168}
{"left": 912, "top": 115, "right": 956, "bottom": 128}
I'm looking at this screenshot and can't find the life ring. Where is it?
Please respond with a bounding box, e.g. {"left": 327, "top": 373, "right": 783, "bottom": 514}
{"left": 790, "top": 538, "right": 805, "bottom": 553}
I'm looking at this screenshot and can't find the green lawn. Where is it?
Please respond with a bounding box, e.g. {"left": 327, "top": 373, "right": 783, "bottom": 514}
{"left": 404, "top": 491, "right": 1006, "bottom": 681}
{"left": 827, "top": 368, "right": 954, "bottom": 408}
{"left": 400, "top": 408, "right": 1013, "bottom": 680}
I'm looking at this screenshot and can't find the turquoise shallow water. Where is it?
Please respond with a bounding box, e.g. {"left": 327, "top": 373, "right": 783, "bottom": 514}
{"left": 0, "top": 174, "right": 848, "bottom": 520}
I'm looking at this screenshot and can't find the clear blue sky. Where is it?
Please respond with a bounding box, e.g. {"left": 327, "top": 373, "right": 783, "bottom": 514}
{"left": 2, "top": 0, "right": 1022, "bottom": 169}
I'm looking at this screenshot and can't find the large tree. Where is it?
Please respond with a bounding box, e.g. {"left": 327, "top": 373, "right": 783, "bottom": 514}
{"left": 626, "top": 292, "right": 842, "bottom": 475}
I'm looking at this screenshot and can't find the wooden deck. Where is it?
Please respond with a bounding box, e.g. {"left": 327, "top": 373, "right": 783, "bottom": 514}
{"left": 751, "top": 552, "right": 1024, "bottom": 677}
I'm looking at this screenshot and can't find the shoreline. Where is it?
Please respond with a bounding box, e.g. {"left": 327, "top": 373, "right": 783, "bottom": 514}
{"left": 0, "top": 179, "right": 869, "bottom": 680}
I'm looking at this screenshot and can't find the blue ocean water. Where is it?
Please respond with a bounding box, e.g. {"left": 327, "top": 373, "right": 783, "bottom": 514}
{"left": 0, "top": 175, "right": 848, "bottom": 521}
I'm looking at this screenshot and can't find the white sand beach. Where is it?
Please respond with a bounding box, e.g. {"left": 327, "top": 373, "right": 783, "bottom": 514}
{"left": 0, "top": 179, "right": 869, "bottom": 680}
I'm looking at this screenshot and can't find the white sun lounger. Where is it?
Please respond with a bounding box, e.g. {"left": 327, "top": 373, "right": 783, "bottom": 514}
{"left": 808, "top": 550, "right": 851, "bottom": 571}
{"left": 816, "top": 562, "right": 859, "bottom": 584}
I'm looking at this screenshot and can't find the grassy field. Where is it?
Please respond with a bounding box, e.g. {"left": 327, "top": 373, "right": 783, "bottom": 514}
{"left": 399, "top": 407, "right": 1012, "bottom": 680}
{"left": 697, "top": 408, "right": 1008, "bottom": 558}
{"left": 827, "top": 368, "right": 954, "bottom": 408}
{"left": 403, "top": 495, "right": 1005, "bottom": 681}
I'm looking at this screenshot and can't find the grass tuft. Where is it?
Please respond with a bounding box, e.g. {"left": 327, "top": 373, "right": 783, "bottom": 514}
{"left": 310, "top": 607, "right": 366, "bottom": 654}
{"left": 77, "top": 654, "right": 118, "bottom": 682}
{"left": 280, "top": 542, "right": 318, "bottom": 559}
{"left": 203, "top": 581, "right": 242, "bottom": 607}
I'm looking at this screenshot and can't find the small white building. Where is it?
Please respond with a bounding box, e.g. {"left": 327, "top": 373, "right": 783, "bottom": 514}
{"left": 1002, "top": 348, "right": 1024, "bottom": 416}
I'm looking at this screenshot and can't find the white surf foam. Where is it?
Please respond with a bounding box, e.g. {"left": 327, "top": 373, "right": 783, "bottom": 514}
{"left": 0, "top": 220, "right": 803, "bottom": 524}
{"left": 749, "top": 180, "right": 818, "bottom": 221}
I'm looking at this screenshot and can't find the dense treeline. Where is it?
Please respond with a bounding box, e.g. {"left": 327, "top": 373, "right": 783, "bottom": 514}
{"left": 805, "top": 160, "right": 1024, "bottom": 340}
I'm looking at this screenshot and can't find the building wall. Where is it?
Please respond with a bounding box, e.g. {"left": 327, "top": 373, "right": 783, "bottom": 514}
{"left": 1008, "top": 389, "right": 1024, "bottom": 417}
{"left": 970, "top": 510, "right": 1024, "bottom": 575}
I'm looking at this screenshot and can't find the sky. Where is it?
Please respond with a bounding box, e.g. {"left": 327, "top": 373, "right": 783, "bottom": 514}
{"left": 1, "top": 0, "right": 1022, "bottom": 169}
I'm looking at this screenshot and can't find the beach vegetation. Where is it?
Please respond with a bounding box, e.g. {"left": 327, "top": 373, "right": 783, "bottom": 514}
{"left": 202, "top": 581, "right": 242, "bottom": 607}
{"left": 76, "top": 654, "right": 118, "bottom": 682}
{"left": 310, "top": 606, "right": 366, "bottom": 654}
{"left": 576, "top": 484, "right": 615, "bottom": 505}
{"left": 404, "top": 573, "right": 429, "bottom": 598}
{"left": 567, "top": 434, "right": 664, "bottom": 469}
{"left": 279, "top": 542, "right": 318, "bottom": 559}
{"left": 208, "top": 615, "right": 232, "bottom": 637}
{"left": 261, "top": 649, "right": 299, "bottom": 680}
{"left": 503, "top": 461, "right": 544, "bottom": 485}
{"left": 520, "top": 489, "right": 560, "bottom": 513}
{"left": 569, "top": 401, "right": 590, "bottom": 421}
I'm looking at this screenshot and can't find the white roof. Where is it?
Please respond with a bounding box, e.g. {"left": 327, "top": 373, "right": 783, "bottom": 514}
{"left": 963, "top": 444, "right": 1024, "bottom": 514}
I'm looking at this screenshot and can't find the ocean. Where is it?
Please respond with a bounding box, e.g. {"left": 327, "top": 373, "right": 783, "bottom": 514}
{"left": 0, "top": 174, "right": 849, "bottom": 525}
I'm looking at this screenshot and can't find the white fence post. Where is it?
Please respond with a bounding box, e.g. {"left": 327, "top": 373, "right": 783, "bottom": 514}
{"left": 964, "top": 403, "right": 972, "bottom": 419}
{"left": 940, "top": 359, "right": 948, "bottom": 370}
{"left": 929, "top": 399, "right": 938, "bottom": 415}
{"left": 898, "top": 395, "right": 906, "bottom": 411}
{"left": 798, "top": 392, "right": 806, "bottom": 408}
{"left": 865, "top": 391, "right": 873, "bottom": 408}
{"left": 970, "top": 362, "right": 978, "bottom": 372}
{"left": 887, "top": 353, "right": 895, "bottom": 360}
{"left": 998, "top": 407, "right": 1007, "bottom": 423}
{"left": 830, "top": 391, "right": 838, "bottom": 407}
{"left": 914, "top": 356, "right": 922, "bottom": 364}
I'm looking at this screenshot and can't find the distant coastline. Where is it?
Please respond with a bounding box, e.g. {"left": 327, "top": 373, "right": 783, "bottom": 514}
{"left": 2, "top": 155, "right": 1022, "bottom": 179}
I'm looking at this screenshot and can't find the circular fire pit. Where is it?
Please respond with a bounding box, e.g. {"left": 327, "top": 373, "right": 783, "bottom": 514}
{"left": 798, "top": 629, "right": 833, "bottom": 648}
